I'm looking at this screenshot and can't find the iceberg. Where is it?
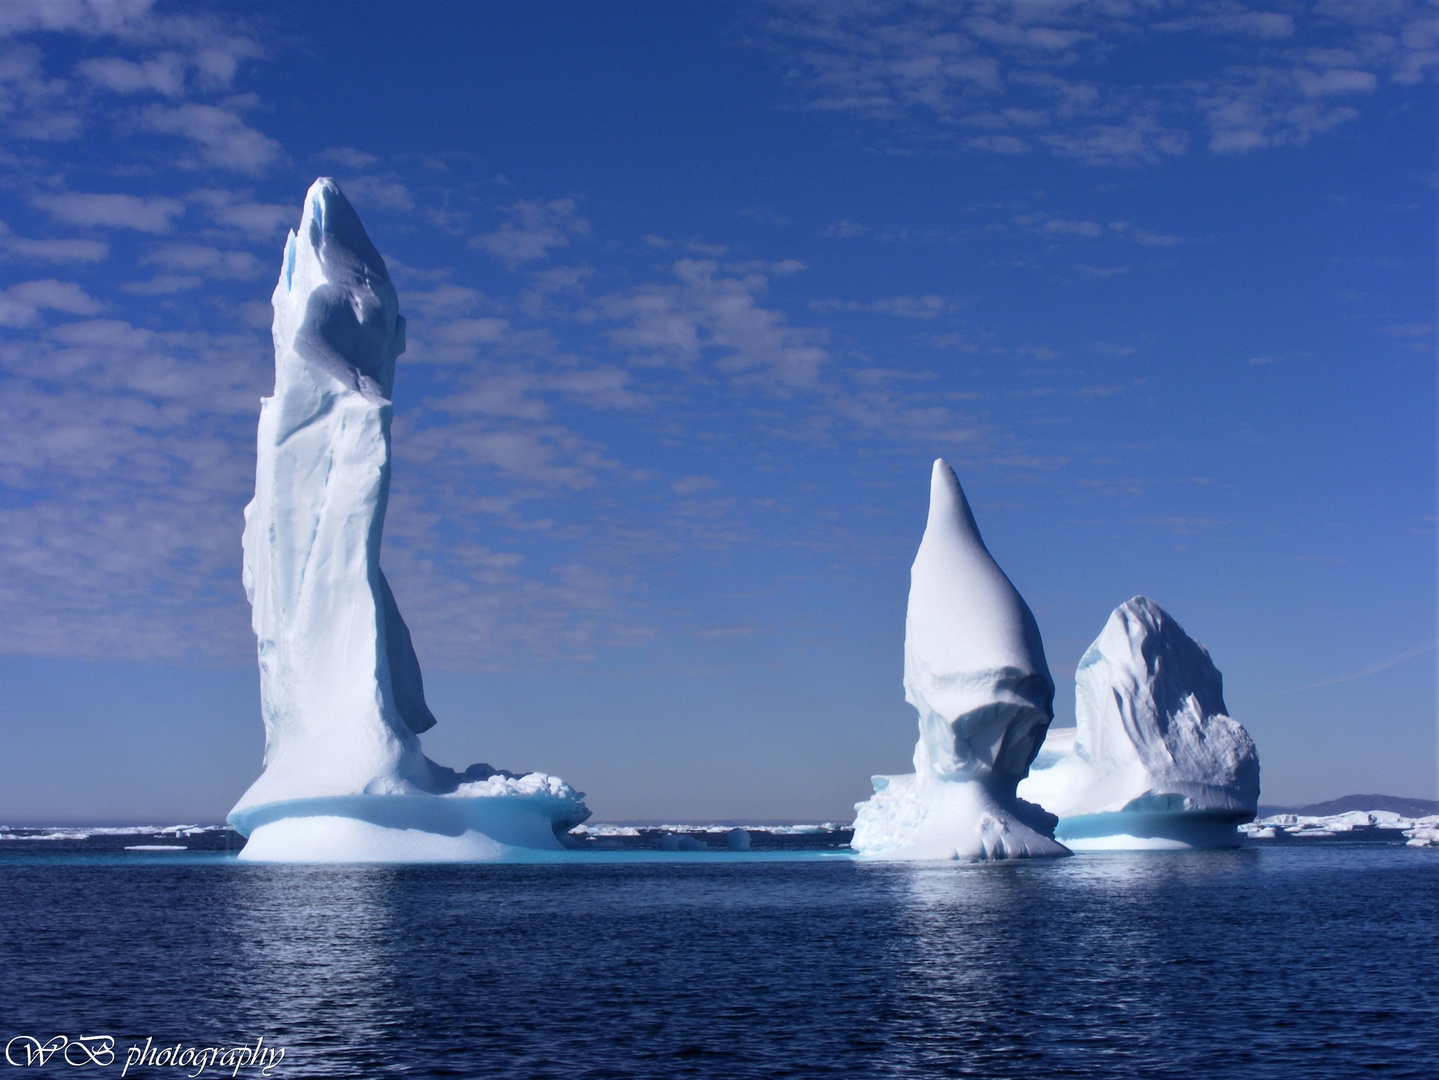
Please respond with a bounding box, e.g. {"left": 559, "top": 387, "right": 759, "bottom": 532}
{"left": 1018, "top": 596, "right": 1259, "bottom": 850}
{"left": 228, "top": 179, "right": 588, "bottom": 861}
{"left": 851, "top": 460, "right": 1069, "bottom": 860}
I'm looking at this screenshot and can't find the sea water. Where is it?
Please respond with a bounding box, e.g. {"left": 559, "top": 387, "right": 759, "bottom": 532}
{"left": 1, "top": 837, "right": 1435, "bottom": 1078}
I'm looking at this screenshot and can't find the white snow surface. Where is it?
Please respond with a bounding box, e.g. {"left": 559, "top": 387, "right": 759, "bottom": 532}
{"left": 1241, "top": 811, "right": 1439, "bottom": 847}
{"left": 227, "top": 180, "right": 586, "bottom": 859}
{"left": 0, "top": 825, "right": 219, "bottom": 841}
{"left": 852, "top": 460, "right": 1068, "bottom": 860}
{"left": 1018, "top": 596, "right": 1259, "bottom": 849}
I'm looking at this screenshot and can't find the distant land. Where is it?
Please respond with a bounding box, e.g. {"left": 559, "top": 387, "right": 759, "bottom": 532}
{"left": 1256, "top": 795, "right": 1439, "bottom": 818}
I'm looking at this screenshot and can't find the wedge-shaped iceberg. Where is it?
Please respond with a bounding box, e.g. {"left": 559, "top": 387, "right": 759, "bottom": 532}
{"left": 228, "top": 178, "right": 588, "bottom": 861}
{"left": 852, "top": 460, "right": 1069, "bottom": 860}
{"left": 1018, "top": 596, "right": 1259, "bottom": 850}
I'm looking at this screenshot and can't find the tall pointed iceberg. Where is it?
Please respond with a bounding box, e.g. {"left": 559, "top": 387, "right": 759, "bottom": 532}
{"left": 228, "top": 179, "right": 588, "bottom": 861}
{"left": 851, "top": 460, "right": 1069, "bottom": 860}
{"left": 1019, "top": 596, "right": 1260, "bottom": 849}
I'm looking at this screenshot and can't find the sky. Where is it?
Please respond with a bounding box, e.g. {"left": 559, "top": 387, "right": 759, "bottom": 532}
{"left": 0, "top": 0, "right": 1433, "bottom": 824}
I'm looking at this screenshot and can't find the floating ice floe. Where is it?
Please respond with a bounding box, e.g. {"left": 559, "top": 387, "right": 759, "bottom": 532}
{"left": 0, "top": 825, "right": 219, "bottom": 842}
{"left": 228, "top": 180, "right": 588, "bottom": 862}
{"left": 851, "top": 460, "right": 1069, "bottom": 860}
{"left": 1240, "top": 811, "right": 1439, "bottom": 847}
{"left": 567, "top": 822, "right": 846, "bottom": 838}
{"left": 1019, "top": 597, "right": 1259, "bottom": 850}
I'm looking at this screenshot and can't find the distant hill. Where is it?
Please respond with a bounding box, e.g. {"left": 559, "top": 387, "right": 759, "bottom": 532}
{"left": 1257, "top": 794, "right": 1439, "bottom": 818}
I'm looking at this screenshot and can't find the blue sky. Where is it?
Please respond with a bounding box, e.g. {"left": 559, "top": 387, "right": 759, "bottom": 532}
{"left": 0, "top": 0, "right": 1433, "bottom": 823}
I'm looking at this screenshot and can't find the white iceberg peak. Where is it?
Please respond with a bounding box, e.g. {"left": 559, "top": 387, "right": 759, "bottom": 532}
{"left": 276, "top": 177, "right": 405, "bottom": 403}
{"left": 853, "top": 459, "right": 1067, "bottom": 860}
{"left": 229, "top": 179, "right": 587, "bottom": 859}
{"left": 906, "top": 459, "right": 1055, "bottom": 781}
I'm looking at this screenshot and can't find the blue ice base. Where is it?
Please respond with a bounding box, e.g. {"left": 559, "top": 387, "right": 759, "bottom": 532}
{"left": 228, "top": 793, "right": 588, "bottom": 862}
{"left": 1055, "top": 808, "right": 1254, "bottom": 850}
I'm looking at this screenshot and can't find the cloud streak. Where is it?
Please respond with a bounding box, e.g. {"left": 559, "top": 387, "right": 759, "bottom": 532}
{"left": 760, "top": 1, "right": 1437, "bottom": 165}
{"left": 1291, "top": 639, "right": 1436, "bottom": 692}
{"left": 32, "top": 192, "right": 185, "bottom": 233}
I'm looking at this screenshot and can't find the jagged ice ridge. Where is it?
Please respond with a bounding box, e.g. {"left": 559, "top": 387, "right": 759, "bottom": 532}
{"left": 1019, "top": 596, "right": 1260, "bottom": 850}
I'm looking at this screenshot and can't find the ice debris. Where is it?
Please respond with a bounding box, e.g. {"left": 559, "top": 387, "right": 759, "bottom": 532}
{"left": 1241, "top": 811, "right": 1439, "bottom": 847}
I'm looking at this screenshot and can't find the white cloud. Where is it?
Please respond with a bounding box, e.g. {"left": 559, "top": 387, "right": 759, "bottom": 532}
{"left": 318, "top": 145, "right": 379, "bottom": 169}
{"left": 672, "top": 475, "right": 719, "bottom": 495}
{"left": 0, "top": 41, "right": 82, "bottom": 140}
{"left": 0, "top": 221, "right": 108, "bottom": 262}
{"left": 0, "top": 314, "right": 271, "bottom": 661}
{"left": 1, "top": 1, "right": 265, "bottom": 151}
{"left": 0, "top": 1, "right": 152, "bottom": 38}
{"left": 0, "top": 1, "right": 262, "bottom": 86}
{"left": 189, "top": 188, "right": 294, "bottom": 239}
{"left": 0, "top": 279, "right": 103, "bottom": 326}
{"left": 760, "top": 1, "right": 1436, "bottom": 165}
{"left": 603, "top": 258, "right": 828, "bottom": 387}
{"left": 142, "top": 242, "right": 261, "bottom": 279}
{"left": 404, "top": 284, "right": 487, "bottom": 319}
{"left": 139, "top": 101, "right": 280, "bottom": 174}
{"left": 812, "top": 293, "right": 959, "bottom": 319}
{"left": 406, "top": 419, "right": 619, "bottom": 491}
{"left": 342, "top": 175, "right": 414, "bottom": 211}
{"left": 1035, "top": 217, "right": 1104, "bottom": 238}
{"left": 32, "top": 191, "right": 184, "bottom": 233}
{"left": 1108, "top": 221, "right": 1187, "bottom": 246}
{"left": 75, "top": 52, "right": 186, "bottom": 95}
{"left": 473, "top": 198, "right": 590, "bottom": 267}
{"left": 122, "top": 274, "right": 201, "bottom": 295}
{"left": 1073, "top": 263, "right": 1131, "bottom": 278}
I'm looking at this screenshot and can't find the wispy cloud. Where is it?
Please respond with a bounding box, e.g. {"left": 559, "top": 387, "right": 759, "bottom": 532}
{"left": 0, "top": 316, "right": 269, "bottom": 661}
{"left": 602, "top": 257, "right": 828, "bottom": 387}
{"left": 140, "top": 242, "right": 261, "bottom": 279}
{"left": 0, "top": 222, "right": 108, "bottom": 263}
{"left": 0, "top": 0, "right": 267, "bottom": 148}
{"left": 812, "top": 293, "right": 961, "bottom": 318}
{"left": 32, "top": 192, "right": 185, "bottom": 233}
{"left": 138, "top": 101, "right": 280, "bottom": 174}
{"left": 473, "top": 198, "right": 591, "bottom": 267}
{"left": 190, "top": 188, "right": 294, "bottom": 239}
{"left": 0, "top": 279, "right": 103, "bottom": 326}
{"left": 759, "top": 1, "right": 1437, "bottom": 165}
{"left": 1291, "top": 639, "right": 1436, "bottom": 691}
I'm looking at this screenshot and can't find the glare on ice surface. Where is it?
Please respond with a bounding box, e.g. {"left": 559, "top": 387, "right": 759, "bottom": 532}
{"left": 851, "top": 460, "right": 1069, "bottom": 861}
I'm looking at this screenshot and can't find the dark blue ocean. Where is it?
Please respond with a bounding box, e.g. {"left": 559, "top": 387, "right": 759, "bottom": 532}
{"left": 2, "top": 837, "right": 1436, "bottom": 1079}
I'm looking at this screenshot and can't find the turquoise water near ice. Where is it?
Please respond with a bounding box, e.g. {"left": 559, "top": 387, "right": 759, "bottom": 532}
{"left": 2, "top": 837, "right": 1435, "bottom": 1078}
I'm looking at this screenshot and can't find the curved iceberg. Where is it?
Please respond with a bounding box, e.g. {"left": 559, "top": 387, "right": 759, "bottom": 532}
{"left": 229, "top": 179, "right": 588, "bottom": 861}
{"left": 852, "top": 460, "right": 1069, "bottom": 860}
{"left": 1018, "top": 596, "right": 1259, "bottom": 850}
